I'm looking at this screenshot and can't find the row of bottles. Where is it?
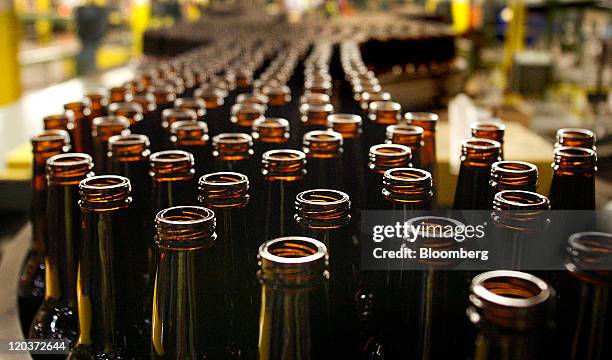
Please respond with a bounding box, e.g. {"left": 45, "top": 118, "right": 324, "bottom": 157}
{"left": 17, "top": 32, "right": 609, "bottom": 360}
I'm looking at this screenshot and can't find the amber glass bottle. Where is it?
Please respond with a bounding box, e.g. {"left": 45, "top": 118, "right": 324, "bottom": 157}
{"left": 198, "top": 172, "right": 256, "bottom": 358}
{"left": 19, "top": 131, "right": 70, "bottom": 335}
{"left": 68, "top": 175, "right": 146, "bottom": 359}
{"left": 385, "top": 124, "right": 424, "bottom": 168}
{"left": 91, "top": 116, "right": 130, "bottom": 173}
{"left": 257, "top": 236, "right": 330, "bottom": 360}
{"left": 382, "top": 168, "right": 433, "bottom": 211}
{"left": 44, "top": 113, "right": 73, "bottom": 133}
{"left": 327, "top": 114, "right": 366, "bottom": 225}
{"left": 161, "top": 108, "right": 197, "bottom": 148}
{"left": 236, "top": 92, "right": 268, "bottom": 109}
{"left": 129, "top": 93, "right": 159, "bottom": 150}
{"left": 467, "top": 271, "right": 555, "bottom": 359}
{"left": 251, "top": 117, "right": 290, "bottom": 160}
{"left": 555, "top": 128, "right": 596, "bottom": 149}
{"left": 261, "top": 149, "right": 307, "bottom": 239}
{"left": 230, "top": 102, "right": 265, "bottom": 133}
{"left": 405, "top": 112, "right": 438, "bottom": 178}
{"left": 298, "top": 102, "right": 334, "bottom": 145}
{"left": 549, "top": 146, "right": 597, "bottom": 210}
{"left": 64, "top": 101, "right": 93, "bottom": 154}
{"left": 491, "top": 190, "right": 551, "bottom": 270}
{"left": 29, "top": 153, "right": 93, "bottom": 346}
{"left": 303, "top": 130, "right": 343, "bottom": 189}
{"left": 489, "top": 160, "right": 538, "bottom": 206}
{"left": 108, "top": 134, "right": 152, "bottom": 287}
{"left": 561, "top": 232, "right": 612, "bottom": 360}
{"left": 108, "top": 102, "right": 143, "bottom": 127}
{"left": 194, "top": 86, "right": 228, "bottom": 136}
{"left": 366, "top": 144, "right": 411, "bottom": 210}
{"left": 150, "top": 150, "right": 196, "bottom": 213}
{"left": 471, "top": 121, "right": 506, "bottom": 159}
{"left": 151, "top": 206, "right": 222, "bottom": 359}
{"left": 170, "top": 120, "right": 212, "bottom": 176}
{"left": 366, "top": 101, "right": 401, "bottom": 150}
{"left": 212, "top": 133, "right": 255, "bottom": 178}
{"left": 85, "top": 90, "right": 108, "bottom": 119}
{"left": 453, "top": 138, "right": 501, "bottom": 210}
{"left": 148, "top": 85, "right": 177, "bottom": 148}
{"left": 294, "top": 190, "right": 358, "bottom": 356}
{"left": 174, "top": 97, "right": 207, "bottom": 123}
{"left": 261, "top": 84, "right": 292, "bottom": 120}
{"left": 109, "top": 86, "right": 130, "bottom": 103}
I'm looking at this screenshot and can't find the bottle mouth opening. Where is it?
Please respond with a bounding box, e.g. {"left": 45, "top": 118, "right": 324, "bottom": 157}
{"left": 300, "top": 102, "right": 334, "bottom": 114}
{"left": 128, "top": 93, "right": 157, "bottom": 111}
{"left": 212, "top": 133, "right": 254, "bottom": 159}
{"left": 492, "top": 161, "right": 537, "bottom": 173}
{"left": 43, "top": 114, "right": 73, "bottom": 128}
{"left": 260, "top": 236, "right": 327, "bottom": 264}
{"left": 64, "top": 101, "right": 90, "bottom": 112}
{"left": 405, "top": 112, "right": 439, "bottom": 123}
{"left": 384, "top": 167, "right": 431, "bottom": 182}
{"left": 387, "top": 124, "right": 424, "bottom": 136}
{"left": 327, "top": 113, "right": 362, "bottom": 125}
{"left": 199, "top": 172, "right": 248, "bottom": 187}
{"left": 369, "top": 100, "right": 401, "bottom": 112}
{"left": 263, "top": 149, "right": 306, "bottom": 162}
{"left": 471, "top": 270, "right": 550, "bottom": 308}
{"left": 370, "top": 144, "right": 412, "bottom": 157}
{"left": 108, "top": 102, "right": 143, "bottom": 115}
{"left": 162, "top": 108, "right": 198, "bottom": 123}
{"left": 362, "top": 91, "right": 391, "bottom": 103}
{"left": 463, "top": 138, "right": 501, "bottom": 150}
{"left": 231, "top": 102, "right": 266, "bottom": 115}
{"left": 296, "top": 189, "right": 350, "bottom": 206}
{"left": 494, "top": 190, "right": 550, "bottom": 208}
{"left": 254, "top": 117, "right": 290, "bottom": 129}
{"left": 47, "top": 153, "right": 93, "bottom": 168}
{"left": 109, "top": 134, "right": 150, "bottom": 157}
{"left": 80, "top": 174, "right": 130, "bottom": 192}
{"left": 92, "top": 115, "right": 130, "bottom": 128}
{"left": 303, "top": 130, "right": 343, "bottom": 157}
{"left": 171, "top": 120, "right": 208, "bottom": 136}
{"left": 32, "top": 130, "right": 71, "bottom": 144}
{"left": 557, "top": 128, "right": 595, "bottom": 140}
{"left": 150, "top": 150, "right": 194, "bottom": 163}
{"left": 237, "top": 93, "right": 269, "bottom": 106}
{"left": 471, "top": 122, "right": 506, "bottom": 132}
{"left": 300, "top": 92, "right": 331, "bottom": 106}
{"left": 155, "top": 206, "right": 217, "bottom": 249}
{"left": 555, "top": 146, "right": 596, "bottom": 158}
{"left": 174, "top": 97, "right": 206, "bottom": 110}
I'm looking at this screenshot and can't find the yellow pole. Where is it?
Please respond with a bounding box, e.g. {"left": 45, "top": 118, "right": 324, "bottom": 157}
{"left": 131, "top": 0, "right": 151, "bottom": 57}
{"left": 502, "top": 0, "right": 526, "bottom": 74}
{"left": 0, "top": 0, "right": 21, "bottom": 105}
{"left": 35, "top": 0, "right": 52, "bottom": 44}
{"left": 451, "top": 0, "right": 470, "bottom": 35}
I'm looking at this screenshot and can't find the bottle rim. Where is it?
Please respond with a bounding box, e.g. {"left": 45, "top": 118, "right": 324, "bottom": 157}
{"left": 556, "top": 128, "right": 596, "bottom": 146}
{"left": 259, "top": 236, "right": 327, "bottom": 265}
{"left": 303, "top": 130, "right": 343, "bottom": 158}
{"left": 554, "top": 146, "right": 596, "bottom": 159}
{"left": 47, "top": 153, "right": 94, "bottom": 185}
{"left": 43, "top": 113, "right": 74, "bottom": 130}
{"left": 404, "top": 112, "right": 439, "bottom": 122}
{"left": 491, "top": 161, "right": 537, "bottom": 174}
{"left": 155, "top": 206, "right": 217, "bottom": 249}
{"left": 493, "top": 190, "right": 550, "bottom": 209}
{"left": 470, "top": 270, "right": 551, "bottom": 308}
{"left": 566, "top": 231, "right": 612, "bottom": 285}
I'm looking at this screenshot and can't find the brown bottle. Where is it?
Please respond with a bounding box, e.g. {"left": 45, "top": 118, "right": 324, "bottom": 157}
{"left": 294, "top": 189, "right": 357, "bottom": 357}
{"left": 491, "top": 190, "right": 551, "bottom": 270}
{"left": 453, "top": 138, "right": 501, "bottom": 210}
{"left": 109, "top": 85, "right": 130, "bottom": 103}
{"left": 44, "top": 113, "right": 73, "bottom": 133}
{"left": 467, "top": 270, "right": 555, "bottom": 359}
{"left": 236, "top": 92, "right": 269, "bottom": 109}
{"left": 29, "top": 153, "right": 93, "bottom": 347}
{"left": 108, "top": 102, "right": 143, "bottom": 127}
{"left": 382, "top": 167, "right": 433, "bottom": 211}
{"left": 366, "top": 100, "right": 401, "bottom": 148}
{"left": 470, "top": 121, "right": 506, "bottom": 159}
{"left": 18, "top": 131, "right": 70, "bottom": 335}
{"left": 230, "top": 103, "right": 265, "bottom": 132}
{"left": 385, "top": 124, "right": 424, "bottom": 168}
{"left": 549, "top": 146, "right": 597, "bottom": 209}
{"left": 150, "top": 206, "right": 223, "bottom": 359}
{"left": 555, "top": 128, "right": 596, "bottom": 149}
{"left": 194, "top": 86, "right": 227, "bottom": 135}
{"left": 257, "top": 237, "right": 330, "bottom": 360}
{"left": 261, "top": 149, "right": 307, "bottom": 239}
{"left": 303, "top": 130, "right": 343, "bottom": 189}
{"left": 198, "top": 172, "right": 255, "bottom": 358}
{"left": 174, "top": 97, "right": 207, "bottom": 123}
{"left": 128, "top": 93, "right": 158, "bottom": 150}
{"left": 360, "top": 91, "right": 391, "bottom": 111}
{"left": 212, "top": 133, "right": 255, "bottom": 178}
{"left": 328, "top": 114, "right": 366, "bottom": 223}
{"left": 150, "top": 150, "right": 196, "bottom": 213}
{"left": 161, "top": 108, "right": 197, "bottom": 148}
{"left": 68, "top": 175, "right": 146, "bottom": 359}
{"left": 366, "top": 144, "right": 411, "bottom": 210}
{"left": 561, "top": 232, "right": 612, "bottom": 360}
{"left": 261, "top": 84, "right": 292, "bottom": 120}
{"left": 489, "top": 160, "right": 538, "bottom": 206}
{"left": 85, "top": 90, "right": 109, "bottom": 119}
{"left": 91, "top": 116, "right": 130, "bottom": 173}
{"left": 64, "top": 101, "right": 93, "bottom": 154}
{"left": 170, "top": 120, "right": 212, "bottom": 176}
{"left": 108, "top": 134, "right": 152, "bottom": 289}
{"left": 405, "top": 112, "right": 438, "bottom": 178}
{"left": 252, "top": 117, "right": 290, "bottom": 159}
